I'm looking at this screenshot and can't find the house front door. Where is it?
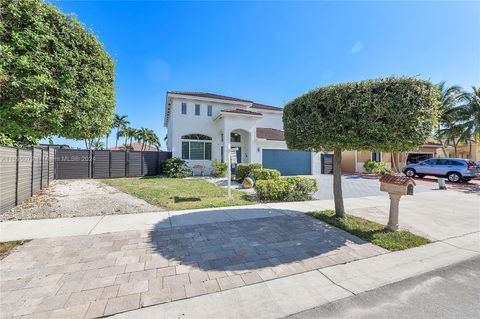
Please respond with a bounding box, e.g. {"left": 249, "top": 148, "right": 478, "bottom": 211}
{"left": 236, "top": 147, "right": 242, "bottom": 163}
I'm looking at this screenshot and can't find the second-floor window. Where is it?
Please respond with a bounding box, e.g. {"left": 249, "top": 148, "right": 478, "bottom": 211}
{"left": 207, "top": 105, "right": 212, "bottom": 117}
{"left": 195, "top": 104, "right": 200, "bottom": 116}
{"left": 181, "top": 103, "right": 187, "bottom": 114}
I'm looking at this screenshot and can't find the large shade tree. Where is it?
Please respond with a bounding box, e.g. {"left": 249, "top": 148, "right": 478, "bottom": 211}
{"left": 283, "top": 77, "right": 440, "bottom": 218}
{"left": 0, "top": 0, "right": 115, "bottom": 145}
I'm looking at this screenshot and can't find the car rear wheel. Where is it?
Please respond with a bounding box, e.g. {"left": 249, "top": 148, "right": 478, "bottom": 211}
{"left": 404, "top": 168, "right": 416, "bottom": 177}
{"left": 447, "top": 172, "right": 462, "bottom": 183}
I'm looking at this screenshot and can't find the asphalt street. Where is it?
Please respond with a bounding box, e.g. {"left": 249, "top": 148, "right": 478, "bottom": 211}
{"left": 286, "top": 256, "right": 480, "bottom": 319}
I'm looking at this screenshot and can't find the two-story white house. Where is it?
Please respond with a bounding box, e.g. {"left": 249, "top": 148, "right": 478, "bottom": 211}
{"left": 164, "top": 92, "right": 321, "bottom": 175}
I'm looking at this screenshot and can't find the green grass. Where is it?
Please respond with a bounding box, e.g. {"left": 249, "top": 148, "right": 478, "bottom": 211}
{"left": 0, "top": 240, "right": 30, "bottom": 259}
{"left": 307, "top": 210, "right": 430, "bottom": 251}
{"left": 103, "top": 176, "right": 255, "bottom": 210}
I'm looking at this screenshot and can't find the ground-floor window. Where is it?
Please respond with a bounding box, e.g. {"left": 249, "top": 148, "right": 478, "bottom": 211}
{"left": 181, "top": 134, "right": 212, "bottom": 160}
{"left": 371, "top": 151, "right": 381, "bottom": 162}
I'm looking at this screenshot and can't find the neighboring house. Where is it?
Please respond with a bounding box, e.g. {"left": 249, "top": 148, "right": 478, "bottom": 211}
{"left": 340, "top": 143, "right": 446, "bottom": 173}
{"left": 164, "top": 91, "right": 321, "bottom": 175}
{"left": 446, "top": 140, "right": 480, "bottom": 161}
{"left": 108, "top": 142, "right": 159, "bottom": 152}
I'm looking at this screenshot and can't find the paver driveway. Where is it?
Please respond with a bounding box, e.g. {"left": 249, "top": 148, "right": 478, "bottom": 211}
{"left": 0, "top": 212, "right": 387, "bottom": 318}
{"left": 313, "top": 174, "right": 434, "bottom": 199}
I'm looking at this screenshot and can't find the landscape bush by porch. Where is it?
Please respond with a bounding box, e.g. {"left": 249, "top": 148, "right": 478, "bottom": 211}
{"left": 363, "top": 160, "right": 390, "bottom": 174}
{"left": 255, "top": 176, "right": 317, "bottom": 201}
{"left": 235, "top": 163, "right": 262, "bottom": 182}
{"left": 163, "top": 157, "right": 191, "bottom": 178}
{"left": 307, "top": 210, "right": 430, "bottom": 251}
{"left": 210, "top": 160, "right": 228, "bottom": 177}
{"left": 251, "top": 168, "right": 281, "bottom": 181}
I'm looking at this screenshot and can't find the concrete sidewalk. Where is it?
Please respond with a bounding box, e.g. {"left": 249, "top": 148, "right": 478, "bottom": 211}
{"left": 111, "top": 232, "right": 479, "bottom": 319}
{"left": 1, "top": 188, "right": 478, "bottom": 242}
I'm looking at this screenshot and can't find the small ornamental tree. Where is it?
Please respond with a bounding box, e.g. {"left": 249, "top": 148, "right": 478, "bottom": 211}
{"left": 283, "top": 77, "right": 440, "bottom": 218}
{"left": 0, "top": 0, "right": 115, "bottom": 145}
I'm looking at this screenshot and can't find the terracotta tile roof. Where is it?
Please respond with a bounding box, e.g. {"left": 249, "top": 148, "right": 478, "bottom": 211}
{"left": 220, "top": 108, "right": 263, "bottom": 116}
{"left": 379, "top": 174, "right": 416, "bottom": 186}
{"left": 256, "top": 127, "right": 285, "bottom": 141}
{"left": 108, "top": 142, "right": 159, "bottom": 152}
{"left": 169, "top": 91, "right": 252, "bottom": 103}
{"left": 168, "top": 92, "right": 283, "bottom": 111}
{"left": 251, "top": 103, "right": 283, "bottom": 111}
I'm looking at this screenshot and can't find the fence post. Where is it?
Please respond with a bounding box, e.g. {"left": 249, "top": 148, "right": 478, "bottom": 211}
{"left": 89, "top": 150, "right": 93, "bottom": 178}
{"left": 40, "top": 148, "right": 44, "bottom": 189}
{"left": 141, "top": 151, "right": 144, "bottom": 176}
{"left": 125, "top": 151, "right": 129, "bottom": 177}
{"left": 15, "top": 148, "right": 19, "bottom": 205}
{"left": 109, "top": 150, "right": 112, "bottom": 178}
{"left": 47, "top": 146, "right": 50, "bottom": 185}
{"left": 31, "top": 146, "right": 34, "bottom": 196}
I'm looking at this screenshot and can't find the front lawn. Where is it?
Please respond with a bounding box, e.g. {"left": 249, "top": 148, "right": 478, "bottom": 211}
{"left": 307, "top": 210, "right": 430, "bottom": 251}
{"left": 0, "top": 240, "right": 30, "bottom": 259}
{"left": 103, "top": 177, "right": 255, "bottom": 210}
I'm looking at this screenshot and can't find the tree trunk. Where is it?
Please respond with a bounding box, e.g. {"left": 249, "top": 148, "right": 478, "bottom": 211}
{"left": 453, "top": 139, "right": 458, "bottom": 157}
{"left": 391, "top": 152, "right": 398, "bottom": 173}
{"left": 437, "top": 138, "right": 449, "bottom": 157}
{"left": 469, "top": 141, "right": 472, "bottom": 159}
{"left": 333, "top": 148, "right": 345, "bottom": 218}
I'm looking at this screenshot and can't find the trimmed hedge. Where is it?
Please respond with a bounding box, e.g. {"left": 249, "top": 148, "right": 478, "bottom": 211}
{"left": 255, "top": 176, "right": 317, "bottom": 201}
{"left": 283, "top": 77, "right": 440, "bottom": 153}
{"left": 210, "top": 161, "right": 228, "bottom": 178}
{"left": 236, "top": 163, "right": 262, "bottom": 182}
{"left": 251, "top": 168, "right": 281, "bottom": 181}
{"left": 163, "top": 158, "right": 191, "bottom": 178}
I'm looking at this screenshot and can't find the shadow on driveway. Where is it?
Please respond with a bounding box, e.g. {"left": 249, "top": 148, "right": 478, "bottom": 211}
{"left": 148, "top": 208, "right": 365, "bottom": 271}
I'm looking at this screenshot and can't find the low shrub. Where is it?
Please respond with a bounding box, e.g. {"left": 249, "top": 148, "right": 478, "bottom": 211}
{"left": 236, "top": 163, "right": 262, "bottom": 182}
{"left": 255, "top": 176, "right": 317, "bottom": 201}
{"left": 210, "top": 160, "right": 228, "bottom": 178}
{"left": 251, "top": 168, "right": 281, "bottom": 181}
{"left": 163, "top": 157, "right": 191, "bottom": 178}
{"left": 282, "top": 176, "right": 318, "bottom": 201}
{"left": 363, "top": 160, "right": 390, "bottom": 174}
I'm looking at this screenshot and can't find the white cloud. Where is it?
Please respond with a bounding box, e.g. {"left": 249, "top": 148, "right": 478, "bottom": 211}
{"left": 351, "top": 41, "right": 364, "bottom": 54}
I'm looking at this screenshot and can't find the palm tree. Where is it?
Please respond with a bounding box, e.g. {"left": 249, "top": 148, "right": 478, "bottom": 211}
{"left": 112, "top": 114, "right": 130, "bottom": 148}
{"left": 457, "top": 86, "right": 480, "bottom": 158}
{"left": 136, "top": 127, "right": 150, "bottom": 151}
{"left": 91, "top": 140, "right": 105, "bottom": 150}
{"left": 435, "top": 82, "right": 463, "bottom": 157}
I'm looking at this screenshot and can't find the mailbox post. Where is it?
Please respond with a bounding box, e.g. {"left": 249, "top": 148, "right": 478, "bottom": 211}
{"left": 379, "top": 174, "right": 416, "bottom": 231}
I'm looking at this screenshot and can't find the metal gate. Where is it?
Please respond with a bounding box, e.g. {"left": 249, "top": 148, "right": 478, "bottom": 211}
{"left": 321, "top": 154, "right": 334, "bottom": 174}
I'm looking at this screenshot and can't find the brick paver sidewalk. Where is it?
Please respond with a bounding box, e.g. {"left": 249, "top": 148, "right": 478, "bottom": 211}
{"left": 0, "top": 215, "right": 387, "bottom": 318}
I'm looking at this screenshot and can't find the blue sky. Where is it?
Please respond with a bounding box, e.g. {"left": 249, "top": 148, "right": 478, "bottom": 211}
{"left": 47, "top": 0, "right": 480, "bottom": 149}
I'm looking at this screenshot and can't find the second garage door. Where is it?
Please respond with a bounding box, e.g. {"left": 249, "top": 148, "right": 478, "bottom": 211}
{"left": 262, "top": 149, "right": 311, "bottom": 175}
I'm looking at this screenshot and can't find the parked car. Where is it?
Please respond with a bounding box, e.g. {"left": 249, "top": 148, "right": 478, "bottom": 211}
{"left": 403, "top": 158, "right": 479, "bottom": 183}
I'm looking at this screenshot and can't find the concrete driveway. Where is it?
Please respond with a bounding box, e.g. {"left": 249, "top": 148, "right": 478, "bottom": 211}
{"left": 313, "top": 174, "right": 434, "bottom": 200}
